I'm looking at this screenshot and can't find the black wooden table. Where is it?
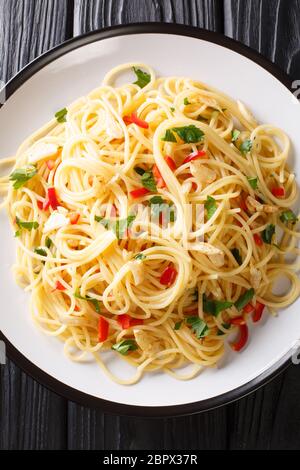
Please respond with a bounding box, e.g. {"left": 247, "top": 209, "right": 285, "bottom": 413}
{"left": 1, "top": 0, "right": 300, "bottom": 450}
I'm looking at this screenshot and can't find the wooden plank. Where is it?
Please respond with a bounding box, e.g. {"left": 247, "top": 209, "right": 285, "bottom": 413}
{"left": 73, "top": 0, "right": 223, "bottom": 35}
{"left": 224, "top": 0, "right": 300, "bottom": 450}
{"left": 0, "top": 0, "right": 71, "bottom": 450}
{"left": 224, "top": 0, "right": 300, "bottom": 78}
{"left": 69, "top": 0, "right": 226, "bottom": 451}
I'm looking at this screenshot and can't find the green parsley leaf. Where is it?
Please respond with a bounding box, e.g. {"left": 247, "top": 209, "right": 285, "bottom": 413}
{"left": 170, "top": 107, "right": 175, "bottom": 112}
{"left": 172, "top": 125, "right": 204, "bottom": 143}
{"left": 197, "top": 115, "right": 209, "bottom": 122}
{"left": 55, "top": 107, "right": 68, "bottom": 123}
{"left": 186, "top": 316, "right": 209, "bottom": 339}
{"left": 74, "top": 288, "right": 100, "bottom": 313}
{"left": 217, "top": 323, "right": 231, "bottom": 336}
{"left": 262, "top": 224, "right": 275, "bottom": 244}
{"left": 231, "top": 248, "right": 242, "bottom": 265}
{"left": 34, "top": 248, "right": 47, "bottom": 257}
{"left": 161, "top": 129, "right": 177, "bottom": 142}
{"left": 134, "top": 253, "right": 146, "bottom": 261}
{"left": 141, "top": 171, "right": 157, "bottom": 192}
{"left": 205, "top": 196, "right": 217, "bottom": 220}
{"left": 280, "top": 210, "right": 298, "bottom": 224}
{"left": 234, "top": 288, "right": 255, "bottom": 311}
{"left": 184, "top": 97, "right": 190, "bottom": 105}
{"left": 203, "top": 294, "right": 233, "bottom": 317}
{"left": 134, "top": 166, "right": 145, "bottom": 176}
{"left": 132, "top": 67, "right": 151, "bottom": 88}
{"left": 45, "top": 237, "right": 53, "bottom": 249}
{"left": 112, "top": 339, "right": 138, "bottom": 355}
{"left": 247, "top": 177, "right": 258, "bottom": 190}
{"left": 239, "top": 139, "right": 252, "bottom": 155}
{"left": 231, "top": 129, "right": 241, "bottom": 142}
{"left": 149, "top": 196, "right": 164, "bottom": 205}
{"left": 10, "top": 165, "right": 37, "bottom": 190}
{"left": 174, "top": 320, "right": 183, "bottom": 330}
{"left": 16, "top": 217, "right": 39, "bottom": 232}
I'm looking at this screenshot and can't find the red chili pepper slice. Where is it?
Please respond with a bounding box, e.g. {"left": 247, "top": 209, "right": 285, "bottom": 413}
{"left": 254, "top": 233, "right": 263, "bottom": 246}
{"left": 37, "top": 200, "right": 44, "bottom": 210}
{"left": 160, "top": 265, "right": 177, "bottom": 286}
{"left": 183, "top": 150, "right": 206, "bottom": 165}
{"left": 69, "top": 213, "right": 80, "bottom": 225}
{"left": 117, "top": 314, "right": 144, "bottom": 329}
{"left": 243, "top": 303, "right": 254, "bottom": 313}
{"left": 252, "top": 301, "right": 265, "bottom": 323}
{"left": 52, "top": 281, "right": 66, "bottom": 292}
{"left": 98, "top": 316, "right": 109, "bottom": 342}
{"left": 231, "top": 316, "right": 246, "bottom": 326}
{"left": 272, "top": 187, "right": 285, "bottom": 197}
{"left": 123, "top": 112, "right": 149, "bottom": 129}
{"left": 230, "top": 324, "right": 249, "bottom": 351}
{"left": 47, "top": 187, "right": 59, "bottom": 210}
{"left": 165, "top": 156, "right": 177, "bottom": 171}
{"left": 153, "top": 164, "right": 166, "bottom": 188}
{"left": 130, "top": 187, "right": 150, "bottom": 198}
{"left": 46, "top": 159, "right": 55, "bottom": 171}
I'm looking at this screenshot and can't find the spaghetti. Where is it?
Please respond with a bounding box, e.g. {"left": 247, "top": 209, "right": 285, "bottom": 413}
{"left": 0, "top": 63, "right": 299, "bottom": 384}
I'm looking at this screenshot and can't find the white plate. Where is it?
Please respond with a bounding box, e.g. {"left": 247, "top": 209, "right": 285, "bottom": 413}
{"left": 1, "top": 24, "right": 299, "bottom": 416}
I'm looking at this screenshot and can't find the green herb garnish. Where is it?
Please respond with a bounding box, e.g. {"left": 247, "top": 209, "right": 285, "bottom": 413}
{"left": 174, "top": 320, "right": 183, "bottom": 330}
{"left": 134, "top": 166, "right": 145, "bottom": 176}
{"left": 262, "top": 224, "right": 275, "bottom": 244}
{"left": 184, "top": 98, "right": 190, "bottom": 105}
{"left": 55, "top": 107, "right": 68, "bottom": 123}
{"left": 34, "top": 248, "right": 47, "bottom": 257}
{"left": 217, "top": 323, "right": 231, "bottom": 336}
{"left": 161, "top": 129, "right": 177, "bottom": 142}
{"left": 134, "top": 253, "right": 146, "bottom": 261}
{"left": 15, "top": 217, "right": 39, "bottom": 233}
{"left": 74, "top": 288, "right": 100, "bottom": 313}
{"left": 231, "top": 129, "right": 241, "bottom": 142}
{"left": 141, "top": 171, "right": 157, "bottom": 192}
{"left": 10, "top": 165, "right": 37, "bottom": 190}
{"left": 170, "top": 107, "right": 175, "bottom": 112}
{"left": 205, "top": 196, "right": 217, "bottom": 220}
{"left": 45, "top": 237, "right": 53, "bottom": 249}
{"left": 231, "top": 248, "right": 242, "bottom": 265}
{"left": 186, "top": 316, "right": 209, "bottom": 339}
{"left": 133, "top": 67, "right": 151, "bottom": 88}
{"left": 234, "top": 288, "right": 255, "bottom": 311}
{"left": 280, "top": 210, "right": 298, "bottom": 224}
{"left": 247, "top": 177, "right": 258, "bottom": 190}
{"left": 95, "top": 215, "right": 136, "bottom": 239}
{"left": 112, "top": 339, "right": 138, "bottom": 355}
{"left": 239, "top": 139, "right": 252, "bottom": 155}
{"left": 172, "top": 125, "right": 204, "bottom": 143}
{"left": 203, "top": 294, "right": 233, "bottom": 317}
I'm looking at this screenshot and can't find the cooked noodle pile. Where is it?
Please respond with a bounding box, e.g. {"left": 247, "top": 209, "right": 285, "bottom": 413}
{"left": 0, "top": 63, "right": 299, "bottom": 384}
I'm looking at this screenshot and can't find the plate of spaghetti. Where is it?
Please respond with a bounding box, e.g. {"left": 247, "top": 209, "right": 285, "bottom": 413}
{"left": 1, "top": 24, "right": 300, "bottom": 416}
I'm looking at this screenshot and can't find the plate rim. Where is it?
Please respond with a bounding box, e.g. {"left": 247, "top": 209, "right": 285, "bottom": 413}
{"left": 0, "top": 22, "right": 295, "bottom": 417}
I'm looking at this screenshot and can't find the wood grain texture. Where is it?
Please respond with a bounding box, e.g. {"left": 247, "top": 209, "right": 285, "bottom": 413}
{"left": 224, "top": 0, "right": 300, "bottom": 79}
{"left": 73, "top": 0, "right": 223, "bottom": 35}
{"left": 0, "top": 0, "right": 71, "bottom": 450}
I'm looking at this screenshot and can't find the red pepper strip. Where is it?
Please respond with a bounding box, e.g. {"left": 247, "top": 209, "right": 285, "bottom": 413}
{"left": 37, "top": 200, "right": 44, "bottom": 210}
{"left": 160, "top": 265, "right": 177, "bottom": 286}
{"left": 254, "top": 233, "right": 263, "bottom": 246}
{"left": 74, "top": 305, "right": 81, "bottom": 312}
{"left": 165, "top": 156, "right": 177, "bottom": 171}
{"left": 252, "top": 301, "right": 265, "bottom": 323}
{"left": 52, "top": 281, "right": 66, "bottom": 292}
{"left": 46, "top": 159, "right": 55, "bottom": 170}
{"left": 231, "top": 316, "right": 246, "bottom": 326}
{"left": 243, "top": 303, "right": 254, "bottom": 314}
{"left": 69, "top": 213, "right": 80, "bottom": 225}
{"left": 230, "top": 324, "right": 249, "bottom": 351}
{"left": 43, "top": 199, "right": 50, "bottom": 211}
{"left": 47, "top": 187, "right": 59, "bottom": 210}
{"left": 153, "top": 164, "right": 166, "bottom": 188}
{"left": 183, "top": 150, "right": 206, "bottom": 165}
{"left": 98, "top": 316, "right": 109, "bottom": 342}
{"left": 272, "top": 187, "right": 285, "bottom": 197}
{"left": 117, "top": 314, "right": 144, "bottom": 329}
{"left": 130, "top": 187, "right": 150, "bottom": 198}
{"left": 123, "top": 112, "right": 149, "bottom": 129}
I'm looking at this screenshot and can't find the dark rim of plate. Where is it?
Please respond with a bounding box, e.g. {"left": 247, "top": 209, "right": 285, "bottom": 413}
{"left": 0, "top": 23, "right": 295, "bottom": 417}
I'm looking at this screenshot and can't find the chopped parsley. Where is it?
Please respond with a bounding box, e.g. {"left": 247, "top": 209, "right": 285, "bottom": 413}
{"left": 45, "top": 237, "right": 53, "bottom": 249}
{"left": 34, "top": 248, "right": 47, "bottom": 257}
{"left": 161, "top": 129, "right": 177, "bottom": 142}
{"left": 10, "top": 165, "right": 37, "bottom": 190}
{"left": 205, "top": 196, "right": 217, "bottom": 220}
{"left": 231, "top": 129, "right": 241, "bottom": 142}
{"left": 280, "top": 210, "right": 298, "bottom": 224}
{"left": 174, "top": 320, "right": 183, "bottom": 330}
{"left": 55, "top": 107, "right": 68, "bottom": 123}
{"left": 203, "top": 294, "right": 233, "bottom": 316}
{"left": 234, "top": 288, "right": 255, "bottom": 311}
{"left": 74, "top": 288, "right": 100, "bottom": 313}
{"left": 141, "top": 171, "right": 157, "bottom": 192}
{"left": 132, "top": 67, "right": 151, "bottom": 88}
{"left": 239, "top": 139, "right": 252, "bottom": 155}
{"left": 247, "top": 177, "right": 258, "bottom": 190}
{"left": 184, "top": 97, "right": 191, "bottom": 105}
{"left": 262, "top": 224, "right": 275, "bottom": 244}
{"left": 134, "top": 253, "right": 146, "bottom": 261}
{"left": 186, "top": 316, "right": 209, "bottom": 339}
{"left": 134, "top": 166, "right": 145, "bottom": 176}
{"left": 231, "top": 248, "right": 242, "bottom": 266}
{"left": 15, "top": 217, "right": 39, "bottom": 237}
{"left": 112, "top": 339, "right": 138, "bottom": 355}
{"left": 172, "top": 125, "right": 204, "bottom": 143}
{"left": 217, "top": 323, "right": 231, "bottom": 336}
